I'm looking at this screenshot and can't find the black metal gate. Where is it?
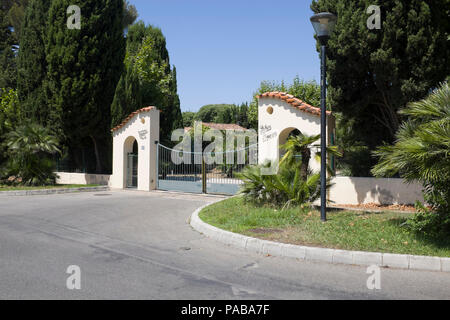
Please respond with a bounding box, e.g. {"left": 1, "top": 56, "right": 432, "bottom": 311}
{"left": 126, "top": 153, "right": 138, "bottom": 188}
{"left": 156, "top": 143, "right": 256, "bottom": 195}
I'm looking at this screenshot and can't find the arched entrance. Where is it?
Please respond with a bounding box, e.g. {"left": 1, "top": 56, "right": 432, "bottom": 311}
{"left": 278, "top": 127, "right": 301, "bottom": 160}
{"left": 124, "top": 138, "right": 138, "bottom": 188}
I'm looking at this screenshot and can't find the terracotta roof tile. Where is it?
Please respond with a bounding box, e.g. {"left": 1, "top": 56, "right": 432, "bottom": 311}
{"left": 257, "top": 92, "right": 332, "bottom": 116}
{"left": 111, "top": 106, "right": 158, "bottom": 132}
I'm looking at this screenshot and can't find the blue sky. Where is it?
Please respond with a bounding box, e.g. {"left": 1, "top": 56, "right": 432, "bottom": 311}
{"left": 129, "top": 0, "right": 321, "bottom": 112}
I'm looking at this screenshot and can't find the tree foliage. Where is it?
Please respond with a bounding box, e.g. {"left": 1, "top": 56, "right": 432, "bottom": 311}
{"left": 123, "top": 0, "right": 138, "bottom": 28}
{"left": 17, "top": 0, "right": 49, "bottom": 125}
{"left": 238, "top": 163, "right": 323, "bottom": 210}
{"left": 45, "top": 0, "right": 125, "bottom": 173}
{"left": 182, "top": 111, "right": 196, "bottom": 128}
{"left": 194, "top": 104, "right": 233, "bottom": 123}
{"left": 0, "top": 88, "right": 21, "bottom": 165}
{"left": 1, "top": 0, "right": 29, "bottom": 41}
{"left": 111, "top": 21, "right": 182, "bottom": 144}
{"left": 0, "top": 5, "right": 17, "bottom": 89}
{"left": 311, "top": 0, "right": 450, "bottom": 175}
{"left": 372, "top": 82, "right": 450, "bottom": 235}
{"left": 183, "top": 103, "right": 250, "bottom": 130}
{"left": 2, "top": 122, "right": 60, "bottom": 185}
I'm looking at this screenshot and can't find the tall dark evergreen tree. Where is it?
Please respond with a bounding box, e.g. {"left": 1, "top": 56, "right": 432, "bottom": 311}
{"left": 17, "top": 0, "right": 50, "bottom": 125}
{"left": 168, "top": 66, "right": 183, "bottom": 134}
{"left": 311, "top": 0, "right": 450, "bottom": 175}
{"left": 122, "top": 1, "right": 138, "bottom": 28}
{"left": 0, "top": 6, "right": 16, "bottom": 89}
{"left": 4, "top": 0, "right": 29, "bottom": 45}
{"left": 46, "top": 0, "right": 125, "bottom": 173}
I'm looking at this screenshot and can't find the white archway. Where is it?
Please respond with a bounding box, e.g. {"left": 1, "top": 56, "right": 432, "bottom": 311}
{"left": 110, "top": 107, "right": 160, "bottom": 191}
{"left": 257, "top": 92, "right": 335, "bottom": 173}
{"left": 123, "top": 136, "right": 138, "bottom": 188}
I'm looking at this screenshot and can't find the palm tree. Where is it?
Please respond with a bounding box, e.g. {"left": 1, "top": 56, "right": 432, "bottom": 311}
{"left": 237, "top": 132, "right": 340, "bottom": 208}
{"left": 372, "top": 82, "right": 449, "bottom": 234}
{"left": 280, "top": 133, "right": 341, "bottom": 180}
{"left": 5, "top": 123, "right": 61, "bottom": 185}
{"left": 372, "top": 82, "right": 449, "bottom": 186}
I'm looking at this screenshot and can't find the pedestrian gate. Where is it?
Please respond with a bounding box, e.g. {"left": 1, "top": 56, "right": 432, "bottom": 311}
{"left": 126, "top": 153, "right": 138, "bottom": 188}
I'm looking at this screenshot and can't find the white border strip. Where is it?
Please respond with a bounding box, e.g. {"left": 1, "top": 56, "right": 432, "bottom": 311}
{"left": 0, "top": 186, "right": 110, "bottom": 196}
{"left": 190, "top": 202, "right": 450, "bottom": 273}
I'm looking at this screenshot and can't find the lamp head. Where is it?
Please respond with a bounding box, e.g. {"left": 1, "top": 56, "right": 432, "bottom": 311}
{"left": 310, "top": 12, "right": 337, "bottom": 44}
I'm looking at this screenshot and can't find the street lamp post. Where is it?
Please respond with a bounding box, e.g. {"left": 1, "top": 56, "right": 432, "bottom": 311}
{"left": 310, "top": 12, "right": 337, "bottom": 222}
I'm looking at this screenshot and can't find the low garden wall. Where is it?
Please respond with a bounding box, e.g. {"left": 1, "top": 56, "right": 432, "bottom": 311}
{"left": 329, "top": 176, "right": 424, "bottom": 205}
{"left": 55, "top": 172, "right": 111, "bottom": 186}
{"left": 55, "top": 172, "right": 424, "bottom": 205}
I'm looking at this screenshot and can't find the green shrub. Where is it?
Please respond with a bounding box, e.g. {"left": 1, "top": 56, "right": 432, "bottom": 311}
{"left": 372, "top": 82, "right": 450, "bottom": 236}
{"left": 237, "top": 163, "right": 319, "bottom": 209}
{"left": 237, "top": 132, "right": 338, "bottom": 209}
{"left": 2, "top": 123, "right": 61, "bottom": 186}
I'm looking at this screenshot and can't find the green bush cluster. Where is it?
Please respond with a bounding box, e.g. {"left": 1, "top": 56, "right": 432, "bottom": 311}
{"left": 237, "top": 133, "right": 339, "bottom": 209}
{"left": 0, "top": 122, "right": 60, "bottom": 186}
{"left": 237, "top": 163, "right": 324, "bottom": 209}
{"left": 372, "top": 83, "right": 450, "bottom": 236}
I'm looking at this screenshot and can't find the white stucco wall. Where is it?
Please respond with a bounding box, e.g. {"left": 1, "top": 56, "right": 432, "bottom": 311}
{"left": 329, "top": 176, "right": 424, "bottom": 205}
{"left": 55, "top": 172, "right": 111, "bottom": 186}
{"left": 55, "top": 172, "right": 423, "bottom": 205}
{"left": 110, "top": 108, "right": 160, "bottom": 191}
{"left": 258, "top": 97, "right": 335, "bottom": 173}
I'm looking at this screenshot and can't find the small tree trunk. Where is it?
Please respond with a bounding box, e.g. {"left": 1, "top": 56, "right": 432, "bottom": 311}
{"left": 300, "top": 149, "right": 311, "bottom": 181}
{"left": 90, "top": 135, "right": 103, "bottom": 174}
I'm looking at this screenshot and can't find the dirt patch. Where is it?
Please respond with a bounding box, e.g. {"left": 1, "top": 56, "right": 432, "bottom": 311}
{"left": 334, "top": 203, "right": 416, "bottom": 212}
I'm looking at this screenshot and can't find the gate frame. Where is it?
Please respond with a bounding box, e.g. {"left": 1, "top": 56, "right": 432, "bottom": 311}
{"left": 156, "top": 142, "right": 254, "bottom": 195}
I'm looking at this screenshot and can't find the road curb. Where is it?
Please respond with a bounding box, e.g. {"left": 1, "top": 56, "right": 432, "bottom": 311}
{"left": 0, "top": 186, "right": 110, "bottom": 196}
{"left": 190, "top": 203, "right": 450, "bottom": 273}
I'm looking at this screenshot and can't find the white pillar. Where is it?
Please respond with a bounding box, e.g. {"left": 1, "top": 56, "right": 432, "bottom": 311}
{"left": 110, "top": 107, "right": 160, "bottom": 191}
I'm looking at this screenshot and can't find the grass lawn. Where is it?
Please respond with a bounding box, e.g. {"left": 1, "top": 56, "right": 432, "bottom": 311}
{"left": 0, "top": 184, "right": 101, "bottom": 191}
{"left": 199, "top": 197, "right": 450, "bottom": 258}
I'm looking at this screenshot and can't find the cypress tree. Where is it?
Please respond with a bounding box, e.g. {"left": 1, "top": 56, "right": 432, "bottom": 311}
{"left": 0, "top": 6, "right": 16, "bottom": 89}
{"left": 167, "top": 66, "right": 183, "bottom": 137}
{"left": 46, "top": 0, "right": 125, "bottom": 173}
{"left": 111, "top": 22, "right": 182, "bottom": 144}
{"left": 17, "top": 0, "right": 50, "bottom": 125}
{"left": 311, "top": 0, "right": 450, "bottom": 175}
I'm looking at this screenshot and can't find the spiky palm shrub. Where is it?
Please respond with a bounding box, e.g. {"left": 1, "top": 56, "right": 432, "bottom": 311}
{"left": 280, "top": 133, "right": 341, "bottom": 179}
{"left": 237, "top": 162, "right": 331, "bottom": 209}
{"left": 372, "top": 82, "right": 450, "bottom": 236}
{"left": 3, "top": 123, "right": 61, "bottom": 185}
{"left": 279, "top": 134, "right": 319, "bottom": 180}
{"left": 237, "top": 163, "right": 273, "bottom": 205}
{"left": 237, "top": 132, "right": 339, "bottom": 209}
{"left": 266, "top": 166, "right": 322, "bottom": 209}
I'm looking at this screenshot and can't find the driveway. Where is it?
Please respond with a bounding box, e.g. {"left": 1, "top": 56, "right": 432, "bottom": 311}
{"left": 0, "top": 190, "right": 448, "bottom": 299}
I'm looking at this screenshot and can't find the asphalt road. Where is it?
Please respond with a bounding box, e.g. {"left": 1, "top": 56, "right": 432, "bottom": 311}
{"left": 0, "top": 190, "right": 449, "bottom": 300}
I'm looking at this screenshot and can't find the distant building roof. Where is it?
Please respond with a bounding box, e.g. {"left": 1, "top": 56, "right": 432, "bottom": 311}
{"left": 184, "top": 122, "right": 248, "bottom": 132}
